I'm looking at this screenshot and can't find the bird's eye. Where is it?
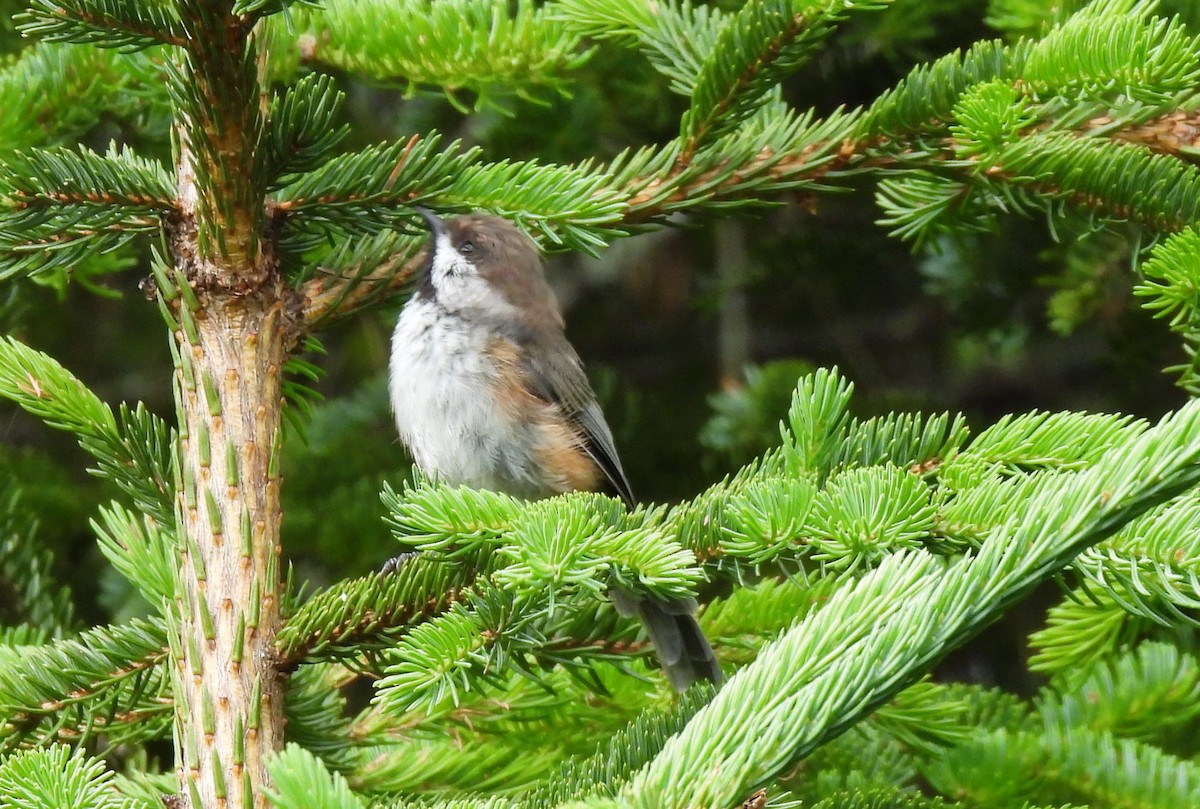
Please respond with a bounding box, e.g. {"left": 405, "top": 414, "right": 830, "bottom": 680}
{"left": 459, "top": 240, "right": 475, "bottom": 255}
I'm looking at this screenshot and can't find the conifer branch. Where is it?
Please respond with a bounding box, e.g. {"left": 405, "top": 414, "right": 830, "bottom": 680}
{"left": 0, "top": 216, "right": 156, "bottom": 280}
{"left": 804, "top": 467, "right": 938, "bottom": 572}
{"left": 714, "top": 477, "right": 816, "bottom": 565}
{"left": 810, "top": 789, "right": 955, "bottom": 809}
{"left": 264, "top": 744, "right": 364, "bottom": 809}
{"left": 859, "top": 4, "right": 1200, "bottom": 243}
{"left": 1072, "top": 491, "right": 1200, "bottom": 626}
{"left": 7, "top": 0, "right": 1197, "bottom": 319}
{"left": 1020, "top": 0, "right": 1200, "bottom": 105}
{"left": 0, "top": 144, "right": 175, "bottom": 279}
{"left": 279, "top": 664, "right": 361, "bottom": 779}
{"left": 625, "top": 105, "right": 863, "bottom": 221}
{"left": 383, "top": 483, "right": 688, "bottom": 602}
{"left": 275, "top": 48, "right": 874, "bottom": 310}
{"left": 1028, "top": 583, "right": 1140, "bottom": 675}
{"left": 0, "top": 746, "right": 140, "bottom": 808}
{"left": 1104, "top": 109, "right": 1200, "bottom": 161}
{"left": 265, "top": 72, "right": 350, "bottom": 189}
{"left": 872, "top": 127, "right": 1200, "bottom": 247}
{"left": 553, "top": 0, "right": 727, "bottom": 97}
{"left": 92, "top": 502, "right": 177, "bottom": 610}
{"left": 276, "top": 562, "right": 479, "bottom": 668}
{"left": 980, "top": 132, "right": 1200, "bottom": 233}
{"left": 871, "top": 680, "right": 971, "bottom": 757}
{"left": 701, "top": 578, "right": 840, "bottom": 660}
{"left": 372, "top": 582, "right": 652, "bottom": 713}
{"left": 0, "top": 167, "right": 160, "bottom": 214}
{"left": 680, "top": 0, "right": 890, "bottom": 159}
{"left": 614, "top": 396, "right": 1200, "bottom": 806}
{"left": 273, "top": 134, "right": 479, "bottom": 244}
{"left": 0, "top": 44, "right": 171, "bottom": 150}
{"left": 287, "top": 107, "right": 861, "bottom": 308}
{"left": 1038, "top": 641, "right": 1200, "bottom": 742}
{"left": 521, "top": 686, "right": 713, "bottom": 807}
{"left": 348, "top": 666, "right": 659, "bottom": 795}
{"left": 1136, "top": 225, "right": 1200, "bottom": 394}
{"left": 925, "top": 725, "right": 1200, "bottom": 806}
{"left": 292, "top": 86, "right": 1200, "bottom": 328}
{"left": 297, "top": 231, "right": 425, "bottom": 330}
{"left": 18, "top": 0, "right": 188, "bottom": 51}
{"left": 381, "top": 478, "right": 526, "bottom": 553}
{"left": 284, "top": 0, "right": 589, "bottom": 109}
{"left": 109, "top": 402, "right": 177, "bottom": 527}
{"left": 355, "top": 738, "right": 557, "bottom": 797}
{"left": 0, "top": 618, "right": 169, "bottom": 751}
{"left": 313, "top": 487, "right": 671, "bottom": 706}
{"left": 848, "top": 410, "right": 967, "bottom": 474}
{"left": 278, "top": 5, "right": 1198, "bottom": 280}
{"left": 664, "top": 370, "right": 964, "bottom": 564}
{"left": 0, "top": 337, "right": 175, "bottom": 525}
{"left": 373, "top": 606, "right": 499, "bottom": 713}
{"left": 289, "top": 104, "right": 862, "bottom": 308}
{"left": 231, "top": 0, "right": 312, "bottom": 17}
{"left": 937, "top": 471, "right": 1062, "bottom": 544}
{"left": 113, "top": 772, "right": 178, "bottom": 807}
{"left": 493, "top": 497, "right": 701, "bottom": 603}
{"left": 441, "top": 159, "right": 628, "bottom": 252}
{"left": 951, "top": 411, "right": 1145, "bottom": 472}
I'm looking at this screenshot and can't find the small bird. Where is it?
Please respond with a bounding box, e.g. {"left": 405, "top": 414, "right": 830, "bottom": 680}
{"left": 389, "top": 208, "right": 721, "bottom": 691}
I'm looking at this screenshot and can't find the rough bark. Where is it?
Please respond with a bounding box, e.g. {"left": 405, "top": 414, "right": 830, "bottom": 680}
{"left": 169, "top": 282, "right": 287, "bottom": 809}
{"left": 166, "top": 3, "right": 285, "bottom": 804}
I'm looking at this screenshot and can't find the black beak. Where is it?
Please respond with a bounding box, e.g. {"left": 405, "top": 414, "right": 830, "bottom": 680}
{"left": 414, "top": 206, "right": 446, "bottom": 238}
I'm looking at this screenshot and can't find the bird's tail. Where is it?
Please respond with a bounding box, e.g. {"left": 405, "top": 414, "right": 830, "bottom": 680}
{"left": 612, "top": 589, "right": 722, "bottom": 691}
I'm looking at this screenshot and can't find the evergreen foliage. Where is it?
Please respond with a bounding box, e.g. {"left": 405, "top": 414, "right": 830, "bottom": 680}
{"left": 277, "top": 0, "right": 589, "bottom": 109}
{"left": 18, "top": 0, "right": 186, "bottom": 51}
{"left": 0, "top": 43, "right": 170, "bottom": 150}
{"left": 0, "top": 744, "right": 142, "bottom": 809}
{"left": 0, "top": 617, "right": 168, "bottom": 751}
{"left": 6, "top": 0, "right": 1200, "bottom": 807}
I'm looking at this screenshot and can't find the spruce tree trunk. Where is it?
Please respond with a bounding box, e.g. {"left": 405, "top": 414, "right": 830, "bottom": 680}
{"left": 168, "top": 279, "right": 287, "bottom": 809}
{"left": 165, "top": 4, "right": 286, "bottom": 805}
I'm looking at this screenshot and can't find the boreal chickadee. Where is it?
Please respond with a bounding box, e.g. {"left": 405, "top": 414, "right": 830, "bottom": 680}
{"left": 389, "top": 208, "right": 721, "bottom": 690}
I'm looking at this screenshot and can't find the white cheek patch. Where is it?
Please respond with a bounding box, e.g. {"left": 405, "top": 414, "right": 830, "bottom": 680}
{"left": 431, "top": 233, "right": 473, "bottom": 282}
{"left": 430, "top": 235, "right": 489, "bottom": 310}
{"left": 430, "top": 238, "right": 518, "bottom": 321}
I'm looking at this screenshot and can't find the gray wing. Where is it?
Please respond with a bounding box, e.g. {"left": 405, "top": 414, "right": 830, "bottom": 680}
{"left": 521, "top": 340, "right": 636, "bottom": 508}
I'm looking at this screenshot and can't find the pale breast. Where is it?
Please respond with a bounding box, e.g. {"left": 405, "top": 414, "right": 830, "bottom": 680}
{"left": 389, "top": 298, "right": 582, "bottom": 497}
